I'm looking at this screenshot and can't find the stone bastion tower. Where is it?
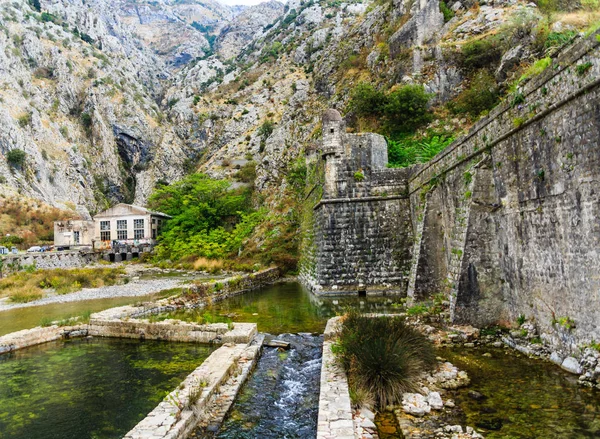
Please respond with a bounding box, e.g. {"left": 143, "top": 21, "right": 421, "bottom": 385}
{"left": 301, "top": 109, "right": 414, "bottom": 295}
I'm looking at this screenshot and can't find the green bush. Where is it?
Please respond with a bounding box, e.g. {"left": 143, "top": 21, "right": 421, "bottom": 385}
{"left": 451, "top": 70, "right": 499, "bottom": 116}
{"left": 29, "top": 0, "right": 41, "bottom": 12}
{"left": 439, "top": 1, "right": 455, "bottom": 22}
{"left": 148, "top": 173, "right": 263, "bottom": 261}
{"left": 258, "top": 119, "right": 275, "bottom": 138}
{"left": 383, "top": 85, "right": 432, "bottom": 135}
{"left": 388, "top": 135, "right": 453, "bottom": 167}
{"left": 17, "top": 113, "right": 32, "bottom": 128}
{"left": 235, "top": 161, "right": 257, "bottom": 184}
{"left": 334, "top": 312, "right": 436, "bottom": 408}
{"left": 348, "top": 82, "right": 386, "bottom": 117}
{"left": 80, "top": 112, "right": 92, "bottom": 134}
{"left": 348, "top": 83, "right": 431, "bottom": 135}
{"left": 6, "top": 149, "right": 26, "bottom": 167}
{"left": 461, "top": 36, "right": 503, "bottom": 70}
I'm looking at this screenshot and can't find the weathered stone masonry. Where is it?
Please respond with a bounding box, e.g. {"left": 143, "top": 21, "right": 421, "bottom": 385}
{"left": 303, "top": 31, "right": 600, "bottom": 348}
{"left": 301, "top": 110, "right": 414, "bottom": 295}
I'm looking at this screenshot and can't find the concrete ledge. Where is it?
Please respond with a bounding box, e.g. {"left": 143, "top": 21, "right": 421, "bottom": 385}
{"left": 0, "top": 325, "right": 86, "bottom": 355}
{"left": 124, "top": 341, "right": 261, "bottom": 439}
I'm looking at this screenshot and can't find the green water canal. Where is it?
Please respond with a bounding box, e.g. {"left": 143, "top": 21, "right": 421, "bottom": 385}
{"left": 1, "top": 282, "right": 600, "bottom": 439}
{"left": 0, "top": 338, "right": 214, "bottom": 439}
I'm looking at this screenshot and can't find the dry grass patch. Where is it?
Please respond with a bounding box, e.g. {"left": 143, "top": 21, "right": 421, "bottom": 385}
{"left": 0, "top": 267, "right": 126, "bottom": 303}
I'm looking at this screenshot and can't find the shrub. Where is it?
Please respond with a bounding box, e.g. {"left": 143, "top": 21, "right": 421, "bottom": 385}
{"left": 348, "top": 82, "right": 386, "bottom": 117}
{"left": 439, "top": 1, "right": 454, "bottom": 22}
{"left": 576, "top": 62, "right": 593, "bottom": 75}
{"left": 388, "top": 135, "right": 453, "bottom": 167}
{"left": 451, "top": 70, "right": 499, "bottom": 116}
{"left": 80, "top": 112, "right": 92, "bottom": 134}
{"left": 29, "top": 0, "right": 41, "bottom": 12}
{"left": 461, "top": 36, "right": 502, "bottom": 70}
{"left": 6, "top": 149, "right": 26, "bottom": 167}
{"left": 148, "top": 173, "right": 263, "bottom": 261}
{"left": 518, "top": 57, "right": 552, "bottom": 83}
{"left": 334, "top": 312, "right": 436, "bottom": 408}
{"left": 545, "top": 30, "right": 577, "bottom": 50}
{"left": 80, "top": 33, "right": 94, "bottom": 44}
{"left": 235, "top": 161, "right": 257, "bottom": 184}
{"left": 33, "top": 66, "right": 55, "bottom": 79}
{"left": 353, "top": 171, "right": 365, "bottom": 181}
{"left": 383, "top": 85, "right": 432, "bottom": 135}
{"left": 258, "top": 119, "right": 275, "bottom": 139}
{"left": 17, "top": 113, "right": 32, "bottom": 128}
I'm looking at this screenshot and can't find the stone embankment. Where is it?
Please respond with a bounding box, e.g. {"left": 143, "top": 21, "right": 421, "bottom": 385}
{"left": 318, "top": 317, "right": 483, "bottom": 439}
{"left": 0, "top": 268, "right": 279, "bottom": 354}
{"left": 0, "top": 251, "right": 100, "bottom": 275}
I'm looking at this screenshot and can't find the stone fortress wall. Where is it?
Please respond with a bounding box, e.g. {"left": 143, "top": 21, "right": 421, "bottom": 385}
{"left": 302, "top": 31, "right": 600, "bottom": 348}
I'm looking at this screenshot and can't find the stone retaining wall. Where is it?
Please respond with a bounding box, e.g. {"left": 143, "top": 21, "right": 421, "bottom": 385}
{"left": 318, "top": 318, "right": 378, "bottom": 439}
{"left": 124, "top": 341, "right": 261, "bottom": 439}
{"left": 1, "top": 251, "right": 99, "bottom": 275}
{"left": 318, "top": 318, "right": 354, "bottom": 439}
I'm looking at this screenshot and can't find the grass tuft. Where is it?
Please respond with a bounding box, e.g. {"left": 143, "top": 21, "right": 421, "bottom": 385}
{"left": 334, "top": 312, "right": 436, "bottom": 408}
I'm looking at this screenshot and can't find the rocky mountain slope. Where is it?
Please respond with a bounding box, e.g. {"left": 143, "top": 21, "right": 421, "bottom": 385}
{"left": 0, "top": 0, "right": 595, "bottom": 220}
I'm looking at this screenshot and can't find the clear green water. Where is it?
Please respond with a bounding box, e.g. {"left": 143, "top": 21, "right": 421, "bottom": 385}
{"left": 158, "top": 282, "right": 404, "bottom": 334}
{"left": 0, "top": 338, "right": 214, "bottom": 439}
{"left": 441, "top": 347, "right": 600, "bottom": 438}
{"left": 0, "top": 292, "right": 174, "bottom": 336}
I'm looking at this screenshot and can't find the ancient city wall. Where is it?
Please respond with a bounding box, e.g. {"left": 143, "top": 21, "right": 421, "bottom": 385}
{"left": 407, "top": 31, "right": 600, "bottom": 348}
{"left": 306, "top": 31, "right": 600, "bottom": 349}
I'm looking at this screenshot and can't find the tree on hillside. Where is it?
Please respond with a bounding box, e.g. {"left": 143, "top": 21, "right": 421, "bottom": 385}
{"left": 29, "top": 0, "right": 41, "bottom": 12}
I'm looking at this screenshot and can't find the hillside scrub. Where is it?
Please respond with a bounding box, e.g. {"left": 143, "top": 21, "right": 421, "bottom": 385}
{"left": 0, "top": 197, "right": 79, "bottom": 247}
{"left": 387, "top": 135, "right": 454, "bottom": 168}
{"left": 0, "top": 267, "right": 126, "bottom": 303}
{"left": 333, "top": 312, "right": 437, "bottom": 408}
{"left": 148, "top": 173, "right": 264, "bottom": 264}
{"left": 348, "top": 83, "right": 432, "bottom": 136}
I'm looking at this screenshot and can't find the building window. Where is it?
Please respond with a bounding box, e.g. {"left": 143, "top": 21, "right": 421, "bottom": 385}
{"left": 100, "top": 221, "right": 110, "bottom": 231}
{"left": 74, "top": 231, "right": 80, "bottom": 244}
{"left": 116, "top": 220, "right": 127, "bottom": 240}
{"left": 152, "top": 229, "right": 157, "bottom": 239}
{"left": 100, "top": 231, "right": 110, "bottom": 241}
{"left": 133, "top": 219, "right": 144, "bottom": 240}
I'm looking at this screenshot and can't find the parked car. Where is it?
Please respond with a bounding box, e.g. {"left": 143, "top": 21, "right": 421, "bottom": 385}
{"left": 0, "top": 246, "right": 8, "bottom": 255}
{"left": 26, "top": 246, "right": 42, "bottom": 253}
{"left": 55, "top": 246, "right": 70, "bottom": 251}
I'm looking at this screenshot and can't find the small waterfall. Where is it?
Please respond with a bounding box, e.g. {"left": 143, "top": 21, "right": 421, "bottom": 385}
{"left": 194, "top": 333, "right": 323, "bottom": 439}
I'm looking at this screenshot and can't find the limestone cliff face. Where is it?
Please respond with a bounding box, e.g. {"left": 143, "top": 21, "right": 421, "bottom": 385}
{"left": 0, "top": 0, "right": 551, "bottom": 215}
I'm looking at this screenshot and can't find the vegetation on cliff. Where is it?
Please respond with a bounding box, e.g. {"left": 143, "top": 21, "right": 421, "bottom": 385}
{"left": 148, "top": 174, "right": 262, "bottom": 263}
{"left": 0, "top": 197, "right": 79, "bottom": 247}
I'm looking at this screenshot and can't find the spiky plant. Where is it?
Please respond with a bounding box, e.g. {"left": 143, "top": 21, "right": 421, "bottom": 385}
{"left": 336, "top": 312, "right": 436, "bottom": 408}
